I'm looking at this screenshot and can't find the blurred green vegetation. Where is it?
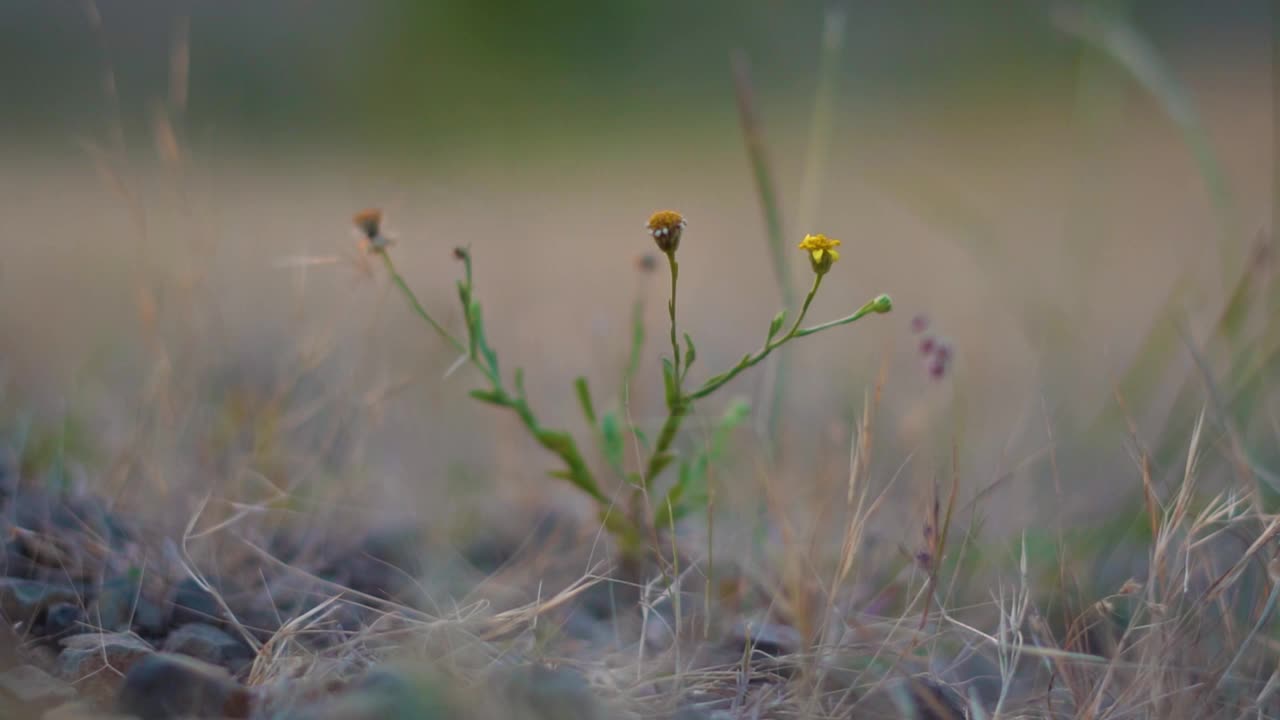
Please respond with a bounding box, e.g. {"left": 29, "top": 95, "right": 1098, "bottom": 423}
{"left": 0, "top": 0, "right": 1269, "bottom": 154}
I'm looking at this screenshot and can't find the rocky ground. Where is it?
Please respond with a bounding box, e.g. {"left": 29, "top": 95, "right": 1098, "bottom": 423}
{"left": 1, "top": 440, "right": 966, "bottom": 720}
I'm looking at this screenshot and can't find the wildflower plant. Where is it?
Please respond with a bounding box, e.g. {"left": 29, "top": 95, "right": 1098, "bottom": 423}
{"left": 361, "top": 208, "right": 892, "bottom": 560}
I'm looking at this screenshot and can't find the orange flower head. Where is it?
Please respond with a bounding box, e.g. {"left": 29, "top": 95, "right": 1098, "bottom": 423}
{"left": 352, "top": 208, "right": 383, "bottom": 241}
{"left": 646, "top": 210, "right": 686, "bottom": 254}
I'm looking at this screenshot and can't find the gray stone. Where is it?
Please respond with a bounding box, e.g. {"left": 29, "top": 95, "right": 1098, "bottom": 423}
{"left": 0, "top": 578, "right": 78, "bottom": 623}
{"left": 493, "top": 664, "right": 604, "bottom": 720}
{"left": 0, "top": 665, "right": 77, "bottom": 707}
{"left": 41, "top": 603, "right": 84, "bottom": 640}
{"left": 162, "top": 623, "right": 253, "bottom": 672}
{"left": 726, "top": 619, "right": 802, "bottom": 658}
{"left": 40, "top": 700, "right": 133, "bottom": 720}
{"left": 91, "top": 574, "right": 166, "bottom": 637}
{"left": 167, "top": 577, "right": 223, "bottom": 626}
{"left": 280, "top": 667, "right": 450, "bottom": 720}
{"left": 56, "top": 633, "right": 154, "bottom": 697}
{"left": 670, "top": 708, "right": 732, "bottom": 720}
{"left": 116, "top": 653, "right": 250, "bottom": 720}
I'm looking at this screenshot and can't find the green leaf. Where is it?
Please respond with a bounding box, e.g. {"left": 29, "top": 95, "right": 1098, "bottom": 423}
{"left": 469, "top": 388, "right": 508, "bottom": 407}
{"left": 653, "top": 460, "right": 693, "bottom": 529}
{"left": 460, "top": 287, "right": 478, "bottom": 360}
{"left": 767, "top": 310, "right": 787, "bottom": 340}
{"left": 655, "top": 401, "right": 751, "bottom": 531}
{"left": 535, "top": 429, "right": 573, "bottom": 455}
{"left": 601, "top": 412, "right": 624, "bottom": 471}
{"left": 647, "top": 452, "right": 676, "bottom": 481}
{"left": 471, "top": 306, "right": 500, "bottom": 377}
{"left": 623, "top": 298, "right": 646, "bottom": 395}
{"left": 683, "top": 333, "right": 697, "bottom": 372}
{"left": 699, "top": 371, "right": 729, "bottom": 390}
{"left": 711, "top": 399, "right": 752, "bottom": 459}
{"left": 574, "top": 377, "right": 597, "bottom": 426}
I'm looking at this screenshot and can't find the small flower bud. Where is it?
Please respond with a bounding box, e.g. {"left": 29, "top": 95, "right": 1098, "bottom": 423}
{"left": 871, "top": 294, "right": 892, "bottom": 314}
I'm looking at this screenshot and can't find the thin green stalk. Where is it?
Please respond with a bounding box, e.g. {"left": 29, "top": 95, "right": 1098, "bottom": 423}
{"left": 792, "top": 297, "right": 891, "bottom": 339}
{"left": 640, "top": 275, "right": 871, "bottom": 486}
{"left": 690, "top": 291, "right": 884, "bottom": 403}
{"left": 666, "top": 251, "right": 682, "bottom": 377}
{"left": 731, "top": 51, "right": 793, "bottom": 307}
{"left": 687, "top": 279, "right": 890, "bottom": 402}
{"left": 380, "top": 252, "right": 468, "bottom": 359}
{"left": 621, "top": 294, "right": 646, "bottom": 402}
{"left": 766, "top": 6, "right": 847, "bottom": 446}
{"left": 640, "top": 250, "right": 688, "bottom": 486}
{"left": 687, "top": 294, "right": 817, "bottom": 402}
{"left": 381, "top": 249, "right": 611, "bottom": 508}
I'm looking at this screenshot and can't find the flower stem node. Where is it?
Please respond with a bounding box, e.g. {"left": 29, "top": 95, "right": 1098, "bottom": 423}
{"left": 646, "top": 210, "right": 687, "bottom": 255}
{"left": 797, "top": 233, "right": 841, "bottom": 275}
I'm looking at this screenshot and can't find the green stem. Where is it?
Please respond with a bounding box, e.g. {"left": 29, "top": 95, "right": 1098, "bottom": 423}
{"left": 643, "top": 403, "right": 685, "bottom": 482}
{"left": 380, "top": 252, "right": 467, "bottom": 357}
{"left": 640, "top": 275, "right": 841, "bottom": 485}
{"left": 792, "top": 296, "right": 888, "bottom": 338}
{"left": 666, "top": 251, "right": 681, "bottom": 378}
{"left": 688, "top": 274, "right": 829, "bottom": 402}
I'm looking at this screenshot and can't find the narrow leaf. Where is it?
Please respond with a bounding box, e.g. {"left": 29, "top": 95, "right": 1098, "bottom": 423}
{"left": 683, "top": 333, "right": 698, "bottom": 372}
{"left": 648, "top": 452, "right": 676, "bottom": 481}
{"left": 574, "top": 377, "right": 598, "bottom": 426}
{"left": 469, "top": 389, "right": 508, "bottom": 407}
{"left": 768, "top": 310, "right": 787, "bottom": 340}
{"left": 601, "top": 412, "right": 624, "bottom": 470}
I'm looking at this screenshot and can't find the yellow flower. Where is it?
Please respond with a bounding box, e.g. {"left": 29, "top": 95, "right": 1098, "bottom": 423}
{"left": 646, "top": 210, "right": 687, "bottom": 254}
{"left": 798, "top": 233, "right": 841, "bottom": 275}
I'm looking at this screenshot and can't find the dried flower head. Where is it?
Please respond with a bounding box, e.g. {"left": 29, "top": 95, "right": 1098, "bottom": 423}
{"left": 352, "top": 208, "right": 393, "bottom": 251}
{"left": 352, "top": 208, "right": 382, "bottom": 241}
{"left": 928, "top": 342, "right": 953, "bottom": 380}
{"left": 928, "top": 358, "right": 948, "bottom": 380}
{"left": 646, "top": 210, "right": 686, "bottom": 254}
{"left": 797, "top": 233, "right": 841, "bottom": 275}
{"left": 453, "top": 246, "right": 470, "bottom": 261}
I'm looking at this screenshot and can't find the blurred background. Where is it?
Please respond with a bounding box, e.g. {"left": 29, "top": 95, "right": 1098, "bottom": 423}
{"left": 0, "top": 1, "right": 1275, "bottom": 560}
